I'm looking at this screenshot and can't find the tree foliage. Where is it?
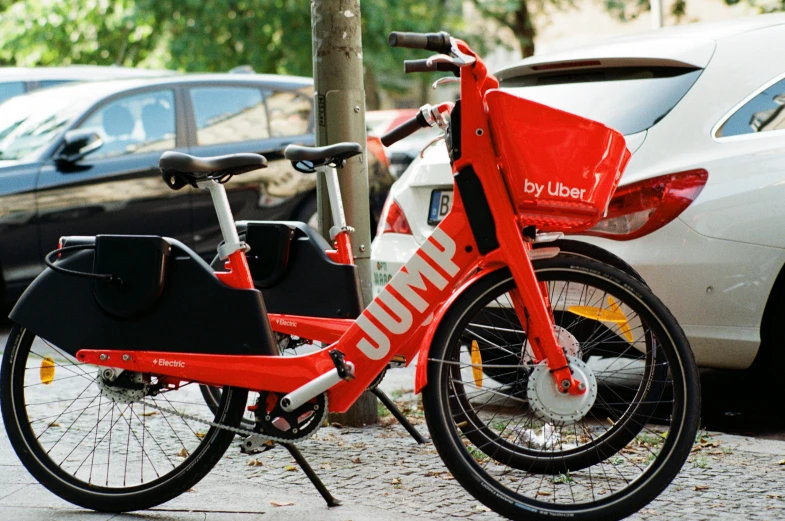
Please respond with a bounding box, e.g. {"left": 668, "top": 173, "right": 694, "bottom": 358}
{"left": 0, "top": 0, "right": 461, "bottom": 79}
{"left": 2, "top": 0, "right": 782, "bottom": 97}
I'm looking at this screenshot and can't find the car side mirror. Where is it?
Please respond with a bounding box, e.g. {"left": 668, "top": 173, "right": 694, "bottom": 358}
{"left": 56, "top": 130, "right": 103, "bottom": 164}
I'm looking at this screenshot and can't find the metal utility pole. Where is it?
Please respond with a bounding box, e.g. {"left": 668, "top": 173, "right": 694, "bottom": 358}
{"left": 312, "top": 0, "right": 377, "bottom": 425}
{"left": 651, "top": 0, "right": 663, "bottom": 29}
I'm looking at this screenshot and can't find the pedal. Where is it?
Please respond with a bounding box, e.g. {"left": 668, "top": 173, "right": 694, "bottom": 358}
{"left": 330, "top": 349, "right": 355, "bottom": 381}
{"left": 241, "top": 433, "right": 275, "bottom": 455}
{"left": 389, "top": 355, "right": 406, "bottom": 368}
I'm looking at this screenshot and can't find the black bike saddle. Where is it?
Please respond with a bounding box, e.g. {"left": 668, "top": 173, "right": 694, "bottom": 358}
{"left": 159, "top": 151, "right": 268, "bottom": 190}
{"left": 284, "top": 142, "right": 362, "bottom": 168}
{"left": 159, "top": 151, "right": 267, "bottom": 176}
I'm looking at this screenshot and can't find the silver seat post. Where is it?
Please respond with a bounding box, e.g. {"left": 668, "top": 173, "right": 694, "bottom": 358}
{"left": 197, "top": 179, "right": 248, "bottom": 260}
{"left": 320, "top": 164, "right": 354, "bottom": 239}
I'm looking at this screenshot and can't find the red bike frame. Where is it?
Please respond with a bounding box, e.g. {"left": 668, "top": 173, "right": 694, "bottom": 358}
{"left": 77, "top": 40, "right": 589, "bottom": 412}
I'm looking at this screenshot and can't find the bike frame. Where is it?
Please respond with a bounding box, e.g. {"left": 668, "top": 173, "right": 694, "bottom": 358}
{"left": 76, "top": 40, "right": 585, "bottom": 413}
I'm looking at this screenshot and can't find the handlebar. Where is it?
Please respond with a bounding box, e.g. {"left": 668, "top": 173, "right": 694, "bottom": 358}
{"left": 381, "top": 111, "right": 430, "bottom": 147}
{"left": 404, "top": 59, "right": 459, "bottom": 76}
{"left": 389, "top": 31, "right": 453, "bottom": 54}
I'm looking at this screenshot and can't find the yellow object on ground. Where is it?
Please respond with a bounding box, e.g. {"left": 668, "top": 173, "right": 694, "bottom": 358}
{"left": 568, "top": 296, "right": 634, "bottom": 342}
{"left": 470, "top": 340, "right": 483, "bottom": 388}
{"left": 40, "top": 356, "right": 55, "bottom": 385}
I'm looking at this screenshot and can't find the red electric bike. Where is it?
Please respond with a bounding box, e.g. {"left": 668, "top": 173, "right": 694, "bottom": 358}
{"left": 1, "top": 32, "right": 700, "bottom": 521}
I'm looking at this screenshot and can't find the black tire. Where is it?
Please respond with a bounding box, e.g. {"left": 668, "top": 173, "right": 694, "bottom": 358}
{"left": 540, "top": 238, "right": 647, "bottom": 285}
{"left": 1, "top": 325, "right": 248, "bottom": 513}
{"left": 422, "top": 256, "right": 700, "bottom": 521}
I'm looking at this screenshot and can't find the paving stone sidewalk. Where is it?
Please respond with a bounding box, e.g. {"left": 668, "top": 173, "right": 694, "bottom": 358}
{"left": 2, "top": 407, "right": 785, "bottom": 521}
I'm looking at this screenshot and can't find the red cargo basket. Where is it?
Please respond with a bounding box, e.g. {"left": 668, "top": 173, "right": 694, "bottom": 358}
{"left": 485, "top": 90, "right": 631, "bottom": 232}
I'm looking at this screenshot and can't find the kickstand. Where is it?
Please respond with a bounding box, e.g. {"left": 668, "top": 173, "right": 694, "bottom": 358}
{"left": 282, "top": 443, "right": 342, "bottom": 507}
{"left": 372, "top": 387, "right": 428, "bottom": 444}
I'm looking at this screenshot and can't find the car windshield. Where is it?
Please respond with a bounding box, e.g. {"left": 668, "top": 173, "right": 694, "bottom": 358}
{"left": 501, "top": 67, "right": 703, "bottom": 135}
{"left": 0, "top": 93, "right": 91, "bottom": 161}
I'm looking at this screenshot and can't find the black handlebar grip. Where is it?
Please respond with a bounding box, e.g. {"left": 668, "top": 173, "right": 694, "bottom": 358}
{"left": 404, "top": 59, "right": 437, "bottom": 73}
{"left": 389, "top": 31, "right": 452, "bottom": 54}
{"left": 381, "top": 112, "right": 429, "bottom": 147}
{"left": 403, "top": 59, "right": 460, "bottom": 76}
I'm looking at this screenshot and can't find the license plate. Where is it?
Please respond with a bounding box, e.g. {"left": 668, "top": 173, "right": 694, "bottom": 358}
{"left": 428, "top": 189, "right": 453, "bottom": 225}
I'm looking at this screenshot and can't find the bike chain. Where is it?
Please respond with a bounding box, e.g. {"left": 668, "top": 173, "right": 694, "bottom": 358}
{"left": 139, "top": 392, "right": 329, "bottom": 444}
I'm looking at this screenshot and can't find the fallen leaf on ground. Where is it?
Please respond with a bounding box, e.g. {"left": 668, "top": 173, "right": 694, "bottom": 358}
{"left": 352, "top": 457, "right": 361, "bottom": 464}
{"left": 379, "top": 416, "right": 397, "bottom": 427}
{"left": 271, "top": 501, "right": 294, "bottom": 507}
{"left": 694, "top": 485, "right": 709, "bottom": 491}
{"left": 537, "top": 491, "right": 551, "bottom": 496}
{"left": 391, "top": 478, "right": 401, "bottom": 485}
{"left": 474, "top": 505, "right": 491, "bottom": 512}
{"left": 247, "top": 459, "right": 263, "bottom": 467}
{"left": 284, "top": 465, "right": 298, "bottom": 472}
{"left": 176, "top": 448, "right": 188, "bottom": 458}
{"left": 140, "top": 411, "right": 158, "bottom": 417}
{"left": 778, "top": 458, "right": 785, "bottom": 465}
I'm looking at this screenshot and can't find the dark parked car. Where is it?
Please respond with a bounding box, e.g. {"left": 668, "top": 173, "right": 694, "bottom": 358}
{"left": 0, "top": 66, "right": 172, "bottom": 104}
{"left": 0, "top": 74, "right": 393, "bottom": 305}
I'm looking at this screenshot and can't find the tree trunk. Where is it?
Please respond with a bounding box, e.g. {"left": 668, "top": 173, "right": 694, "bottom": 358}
{"left": 328, "top": 391, "right": 378, "bottom": 426}
{"left": 419, "top": 76, "right": 430, "bottom": 106}
{"left": 365, "top": 67, "right": 381, "bottom": 111}
{"left": 513, "top": 0, "right": 536, "bottom": 58}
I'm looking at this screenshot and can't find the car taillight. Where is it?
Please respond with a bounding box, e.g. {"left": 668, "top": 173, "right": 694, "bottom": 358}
{"left": 378, "top": 196, "right": 412, "bottom": 235}
{"left": 584, "top": 169, "right": 708, "bottom": 241}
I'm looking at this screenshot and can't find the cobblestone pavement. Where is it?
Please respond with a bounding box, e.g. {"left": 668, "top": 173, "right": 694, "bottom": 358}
{"left": 1, "top": 322, "right": 785, "bottom": 520}
{"left": 2, "top": 399, "right": 785, "bottom": 521}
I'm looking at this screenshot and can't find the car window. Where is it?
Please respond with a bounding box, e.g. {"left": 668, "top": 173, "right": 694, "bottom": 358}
{"left": 190, "top": 87, "right": 269, "bottom": 145}
{"left": 38, "top": 80, "right": 76, "bottom": 90}
{"left": 0, "top": 93, "right": 91, "bottom": 161}
{"left": 0, "top": 82, "right": 25, "bottom": 104}
{"left": 267, "top": 90, "right": 311, "bottom": 137}
{"left": 717, "top": 77, "right": 785, "bottom": 138}
{"left": 78, "top": 90, "right": 176, "bottom": 159}
{"left": 501, "top": 67, "right": 702, "bottom": 136}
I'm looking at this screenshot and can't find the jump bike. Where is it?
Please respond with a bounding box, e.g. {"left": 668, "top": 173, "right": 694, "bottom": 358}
{"left": 1, "top": 31, "right": 700, "bottom": 521}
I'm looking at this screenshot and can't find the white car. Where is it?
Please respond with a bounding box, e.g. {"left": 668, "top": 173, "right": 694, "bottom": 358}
{"left": 371, "top": 13, "right": 785, "bottom": 371}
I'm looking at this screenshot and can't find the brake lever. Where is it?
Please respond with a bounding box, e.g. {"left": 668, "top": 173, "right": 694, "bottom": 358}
{"left": 426, "top": 51, "right": 476, "bottom": 69}
{"left": 432, "top": 77, "right": 460, "bottom": 90}
{"left": 420, "top": 134, "right": 446, "bottom": 158}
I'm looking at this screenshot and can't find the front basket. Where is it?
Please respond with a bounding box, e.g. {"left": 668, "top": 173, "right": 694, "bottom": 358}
{"left": 485, "top": 89, "right": 631, "bottom": 232}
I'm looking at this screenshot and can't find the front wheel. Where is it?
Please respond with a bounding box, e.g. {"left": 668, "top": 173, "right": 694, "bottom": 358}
{"left": 0, "top": 325, "right": 248, "bottom": 512}
{"left": 422, "top": 256, "right": 700, "bottom": 521}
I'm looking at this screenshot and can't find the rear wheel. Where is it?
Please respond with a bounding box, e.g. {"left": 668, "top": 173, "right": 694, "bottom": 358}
{"left": 422, "top": 256, "right": 700, "bottom": 521}
{"left": 1, "top": 325, "right": 248, "bottom": 512}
